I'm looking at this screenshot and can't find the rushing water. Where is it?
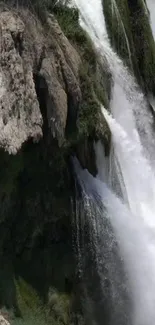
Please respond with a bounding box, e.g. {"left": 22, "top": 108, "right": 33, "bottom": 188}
{"left": 75, "top": 0, "right": 155, "bottom": 161}
{"left": 73, "top": 0, "right": 155, "bottom": 324}
{"left": 73, "top": 157, "right": 155, "bottom": 325}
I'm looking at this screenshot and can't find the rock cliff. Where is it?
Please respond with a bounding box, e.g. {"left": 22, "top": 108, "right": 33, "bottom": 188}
{"left": 1, "top": 0, "right": 155, "bottom": 324}
{"left": 0, "top": 2, "right": 110, "bottom": 325}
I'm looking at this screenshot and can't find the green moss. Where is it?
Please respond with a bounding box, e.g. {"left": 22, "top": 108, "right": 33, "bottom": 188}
{"left": 11, "top": 278, "right": 71, "bottom": 325}
{"left": 128, "top": 0, "right": 155, "bottom": 93}
{"left": 102, "top": 0, "right": 135, "bottom": 70}
{"left": 54, "top": 6, "right": 96, "bottom": 67}
{"left": 102, "top": 0, "right": 155, "bottom": 93}
{"left": 15, "top": 277, "right": 42, "bottom": 313}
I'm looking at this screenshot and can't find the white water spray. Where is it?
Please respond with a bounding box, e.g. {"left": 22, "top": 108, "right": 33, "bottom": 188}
{"left": 74, "top": 161, "right": 155, "bottom": 325}
{"left": 73, "top": 0, "right": 155, "bottom": 324}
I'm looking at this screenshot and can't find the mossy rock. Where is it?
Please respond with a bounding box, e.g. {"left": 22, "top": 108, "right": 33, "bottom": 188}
{"left": 102, "top": 0, "right": 155, "bottom": 94}
{"left": 11, "top": 278, "right": 71, "bottom": 325}
{"left": 102, "top": 0, "right": 136, "bottom": 71}
{"left": 0, "top": 3, "right": 112, "bottom": 324}
{"left": 54, "top": 5, "right": 111, "bottom": 141}
{"left": 0, "top": 276, "right": 72, "bottom": 325}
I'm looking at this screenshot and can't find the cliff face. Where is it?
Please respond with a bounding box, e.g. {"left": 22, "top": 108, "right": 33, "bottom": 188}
{"left": 0, "top": 0, "right": 155, "bottom": 324}
{"left": 0, "top": 7, "right": 82, "bottom": 151}
{"left": 0, "top": 10, "right": 42, "bottom": 154}
{"left": 0, "top": 3, "right": 110, "bottom": 325}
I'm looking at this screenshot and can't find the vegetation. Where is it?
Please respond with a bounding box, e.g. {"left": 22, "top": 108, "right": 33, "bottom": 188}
{"left": 102, "top": 0, "right": 155, "bottom": 94}
{"left": 0, "top": 277, "right": 71, "bottom": 325}
{"left": 54, "top": 5, "right": 110, "bottom": 140}
{"left": 1, "top": 0, "right": 70, "bottom": 16}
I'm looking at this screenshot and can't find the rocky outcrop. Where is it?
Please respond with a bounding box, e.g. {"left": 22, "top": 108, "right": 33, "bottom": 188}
{"left": 39, "top": 14, "right": 81, "bottom": 145}
{"left": 0, "top": 4, "right": 110, "bottom": 325}
{"left": 0, "top": 11, "right": 42, "bottom": 154}
{"left": 0, "top": 7, "right": 82, "bottom": 152}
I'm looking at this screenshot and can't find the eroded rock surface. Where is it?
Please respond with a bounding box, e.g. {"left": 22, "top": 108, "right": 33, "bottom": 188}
{"left": 0, "top": 11, "right": 42, "bottom": 154}
{"left": 38, "top": 14, "right": 81, "bottom": 145}
{"left": 0, "top": 8, "right": 81, "bottom": 152}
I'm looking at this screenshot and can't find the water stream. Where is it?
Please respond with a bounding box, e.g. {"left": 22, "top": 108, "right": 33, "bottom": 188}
{"left": 73, "top": 0, "right": 155, "bottom": 324}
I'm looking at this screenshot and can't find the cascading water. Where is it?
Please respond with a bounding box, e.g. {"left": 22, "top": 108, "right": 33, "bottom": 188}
{"left": 73, "top": 159, "right": 132, "bottom": 325}
{"left": 73, "top": 0, "right": 155, "bottom": 324}
{"left": 74, "top": 0, "right": 155, "bottom": 165}
{"left": 74, "top": 159, "right": 155, "bottom": 325}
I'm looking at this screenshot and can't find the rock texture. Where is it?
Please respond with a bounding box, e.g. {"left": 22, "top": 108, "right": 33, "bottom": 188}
{"left": 0, "top": 8, "right": 81, "bottom": 152}
{"left": 0, "top": 314, "right": 10, "bottom": 325}
{"left": 0, "top": 4, "right": 110, "bottom": 325}
{"left": 0, "top": 11, "right": 42, "bottom": 154}
{"left": 38, "top": 14, "right": 81, "bottom": 145}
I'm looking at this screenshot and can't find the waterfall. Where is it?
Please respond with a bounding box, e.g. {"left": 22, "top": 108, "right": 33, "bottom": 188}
{"left": 73, "top": 158, "right": 132, "bottom": 325}
{"left": 73, "top": 0, "right": 155, "bottom": 324}
{"left": 73, "top": 159, "right": 155, "bottom": 325}
{"left": 75, "top": 0, "right": 155, "bottom": 162}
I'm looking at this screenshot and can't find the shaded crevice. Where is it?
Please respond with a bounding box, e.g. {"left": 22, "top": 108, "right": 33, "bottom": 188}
{"left": 33, "top": 73, "right": 49, "bottom": 138}
{"left": 74, "top": 137, "right": 97, "bottom": 177}
{"left": 65, "top": 92, "right": 79, "bottom": 138}
{"left": 58, "top": 61, "right": 80, "bottom": 138}
{"left": 11, "top": 32, "right": 24, "bottom": 57}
